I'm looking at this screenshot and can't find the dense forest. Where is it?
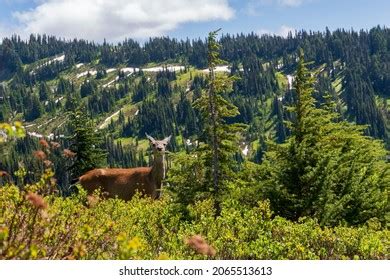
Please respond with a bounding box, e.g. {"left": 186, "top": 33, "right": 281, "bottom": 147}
{"left": 0, "top": 27, "right": 389, "bottom": 259}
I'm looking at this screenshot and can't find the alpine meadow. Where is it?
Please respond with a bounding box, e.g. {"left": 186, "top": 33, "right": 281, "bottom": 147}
{"left": 1, "top": 26, "right": 390, "bottom": 260}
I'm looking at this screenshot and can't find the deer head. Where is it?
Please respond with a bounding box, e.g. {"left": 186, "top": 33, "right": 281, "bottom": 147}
{"left": 146, "top": 133, "right": 171, "bottom": 155}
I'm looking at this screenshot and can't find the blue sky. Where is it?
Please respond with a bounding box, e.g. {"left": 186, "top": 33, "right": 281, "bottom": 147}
{"left": 0, "top": 0, "right": 389, "bottom": 42}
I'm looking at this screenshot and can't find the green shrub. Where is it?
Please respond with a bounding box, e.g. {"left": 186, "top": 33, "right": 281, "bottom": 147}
{"left": 1, "top": 180, "right": 388, "bottom": 260}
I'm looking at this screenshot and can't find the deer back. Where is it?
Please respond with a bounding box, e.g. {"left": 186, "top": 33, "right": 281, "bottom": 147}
{"left": 79, "top": 167, "right": 158, "bottom": 200}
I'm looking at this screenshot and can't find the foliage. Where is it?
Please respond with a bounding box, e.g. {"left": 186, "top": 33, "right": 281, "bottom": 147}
{"left": 261, "top": 51, "right": 390, "bottom": 226}
{"left": 166, "top": 153, "right": 208, "bottom": 214}
{"left": 2, "top": 27, "right": 390, "bottom": 142}
{"left": 1, "top": 181, "right": 389, "bottom": 260}
{"left": 0, "top": 121, "right": 25, "bottom": 143}
{"left": 67, "top": 109, "right": 107, "bottom": 179}
{"left": 191, "top": 29, "right": 246, "bottom": 213}
{"left": 1, "top": 28, "right": 390, "bottom": 260}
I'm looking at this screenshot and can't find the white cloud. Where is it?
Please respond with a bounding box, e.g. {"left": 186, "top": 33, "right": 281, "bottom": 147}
{"left": 257, "top": 28, "right": 272, "bottom": 35}
{"left": 6, "top": 0, "right": 234, "bottom": 41}
{"left": 0, "top": 25, "right": 5, "bottom": 39}
{"left": 243, "top": 1, "right": 261, "bottom": 16}
{"left": 0, "top": 23, "right": 15, "bottom": 40}
{"left": 257, "top": 25, "right": 296, "bottom": 37}
{"left": 278, "top": 25, "right": 296, "bottom": 37}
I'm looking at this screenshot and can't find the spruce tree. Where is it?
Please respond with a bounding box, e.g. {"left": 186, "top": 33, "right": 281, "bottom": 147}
{"left": 38, "top": 82, "right": 50, "bottom": 101}
{"left": 261, "top": 50, "right": 389, "bottom": 226}
{"left": 192, "top": 29, "right": 246, "bottom": 213}
{"left": 25, "top": 94, "right": 43, "bottom": 121}
{"left": 68, "top": 108, "right": 107, "bottom": 180}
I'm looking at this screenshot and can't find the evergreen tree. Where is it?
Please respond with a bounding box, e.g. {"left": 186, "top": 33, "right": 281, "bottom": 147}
{"left": 25, "top": 94, "right": 43, "bottom": 121}
{"left": 261, "top": 50, "right": 389, "bottom": 226}
{"left": 0, "top": 39, "right": 22, "bottom": 73}
{"left": 96, "top": 68, "right": 107, "bottom": 79}
{"left": 132, "top": 75, "right": 152, "bottom": 103}
{"left": 68, "top": 109, "right": 107, "bottom": 179}
{"left": 56, "top": 78, "right": 71, "bottom": 95}
{"left": 190, "top": 30, "right": 245, "bottom": 213}
{"left": 38, "top": 82, "right": 50, "bottom": 101}
{"left": 0, "top": 85, "right": 10, "bottom": 122}
{"left": 64, "top": 91, "right": 80, "bottom": 111}
{"left": 157, "top": 77, "right": 172, "bottom": 97}
{"left": 80, "top": 79, "right": 98, "bottom": 98}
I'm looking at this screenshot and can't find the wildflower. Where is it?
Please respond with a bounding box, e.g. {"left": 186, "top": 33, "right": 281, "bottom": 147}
{"left": 26, "top": 192, "right": 47, "bottom": 210}
{"left": 39, "top": 138, "right": 50, "bottom": 149}
{"left": 186, "top": 235, "right": 216, "bottom": 257}
{"left": 87, "top": 195, "right": 99, "bottom": 207}
{"left": 63, "top": 149, "right": 76, "bottom": 158}
{"left": 50, "top": 177, "right": 57, "bottom": 187}
{"left": 50, "top": 141, "right": 61, "bottom": 149}
{"left": 33, "top": 150, "right": 47, "bottom": 160}
{"left": 43, "top": 160, "right": 53, "bottom": 167}
{"left": 0, "top": 170, "right": 9, "bottom": 177}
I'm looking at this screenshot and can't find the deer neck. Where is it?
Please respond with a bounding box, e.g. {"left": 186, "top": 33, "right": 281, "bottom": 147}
{"left": 150, "top": 153, "right": 165, "bottom": 184}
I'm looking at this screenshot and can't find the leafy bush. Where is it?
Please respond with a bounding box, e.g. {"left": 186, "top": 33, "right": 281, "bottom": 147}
{"left": 1, "top": 179, "right": 388, "bottom": 260}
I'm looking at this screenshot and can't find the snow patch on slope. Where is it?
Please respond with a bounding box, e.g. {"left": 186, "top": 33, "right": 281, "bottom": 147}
{"left": 77, "top": 70, "right": 97, "bottom": 78}
{"left": 99, "top": 110, "right": 121, "bottom": 129}
{"left": 143, "top": 65, "right": 184, "bottom": 72}
{"left": 103, "top": 76, "right": 119, "bottom": 88}
{"left": 242, "top": 144, "right": 249, "bottom": 156}
{"left": 202, "top": 65, "right": 231, "bottom": 73}
{"left": 287, "top": 75, "right": 294, "bottom": 90}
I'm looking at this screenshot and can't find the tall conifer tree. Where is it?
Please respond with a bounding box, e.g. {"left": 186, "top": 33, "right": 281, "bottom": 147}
{"left": 68, "top": 109, "right": 107, "bottom": 180}
{"left": 193, "top": 29, "right": 246, "bottom": 214}
{"left": 262, "top": 50, "right": 389, "bottom": 226}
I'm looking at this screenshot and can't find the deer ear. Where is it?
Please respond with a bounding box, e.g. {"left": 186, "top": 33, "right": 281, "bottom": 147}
{"left": 145, "top": 133, "right": 156, "bottom": 143}
{"left": 163, "top": 135, "right": 172, "bottom": 144}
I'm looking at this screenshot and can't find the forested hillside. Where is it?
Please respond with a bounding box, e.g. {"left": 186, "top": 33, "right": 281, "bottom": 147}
{"left": 0, "top": 27, "right": 389, "bottom": 259}
{"left": 1, "top": 27, "right": 390, "bottom": 187}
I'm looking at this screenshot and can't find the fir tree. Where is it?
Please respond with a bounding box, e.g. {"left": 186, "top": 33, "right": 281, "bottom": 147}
{"left": 68, "top": 108, "right": 107, "bottom": 180}
{"left": 261, "top": 50, "right": 389, "bottom": 226}
{"left": 25, "top": 94, "right": 43, "bottom": 121}
{"left": 38, "top": 82, "right": 50, "bottom": 101}
{"left": 192, "top": 29, "right": 246, "bottom": 213}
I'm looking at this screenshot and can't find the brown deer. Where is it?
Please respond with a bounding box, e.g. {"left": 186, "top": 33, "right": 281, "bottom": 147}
{"left": 78, "top": 134, "right": 171, "bottom": 200}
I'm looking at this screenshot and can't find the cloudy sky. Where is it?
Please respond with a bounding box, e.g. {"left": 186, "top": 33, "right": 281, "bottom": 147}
{"left": 0, "top": 0, "right": 389, "bottom": 42}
